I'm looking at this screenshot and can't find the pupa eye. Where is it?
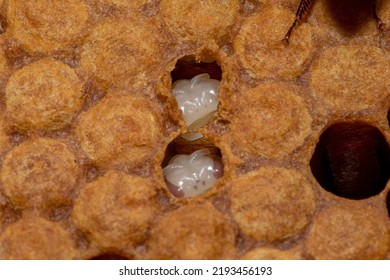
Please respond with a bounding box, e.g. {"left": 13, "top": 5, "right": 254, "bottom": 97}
{"left": 163, "top": 148, "right": 223, "bottom": 198}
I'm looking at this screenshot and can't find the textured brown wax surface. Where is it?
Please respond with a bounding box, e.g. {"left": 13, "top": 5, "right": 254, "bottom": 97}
{"left": 80, "top": 17, "right": 165, "bottom": 90}
{"left": 146, "top": 203, "right": 236, "bottom": 260}
{"left": 0, "top": 217, "right": 77, "bottom": 259}
{"left": 72, "top": 170, "right": 158, "bottom": 255}
{"left": 75, "top": 94, "right": 164, "bottom": 167}
{"left": 230, "top": 167, "right": 316, "bottom": 243}
{"left": 1, "top": 138, "right": 80, "bottom": 210}
{"left": 6, "top": 58, "right": 84, "bottom": 131}
{"left": 304, "top": 203, "right": 389, "bottom": 259}
{"left": 7, "top": 0, "right": 89, "bottom": 54}
{"left": 0, "top": 0, "right": 389, "bottom": 260}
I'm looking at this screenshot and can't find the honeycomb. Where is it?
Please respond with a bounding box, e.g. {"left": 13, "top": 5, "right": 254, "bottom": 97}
{"left": 0, "top": 0, "right": 389, "bottom": 260}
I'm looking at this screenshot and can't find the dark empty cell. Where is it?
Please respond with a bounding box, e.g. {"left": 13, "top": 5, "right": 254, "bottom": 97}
{"left": 310, "top": 122, "right": 390, "bottom": 199}
{"left": 90, "top": 253, "right": 128, "bottom": 260}
{"left": 171, "top": 55, "right": 222, "bottom": 82}
{"left": 325, "top": 0, "right": 373, "bottom": 32}
{"left": 387, "top": 108, "right": 390, "bottom": 127}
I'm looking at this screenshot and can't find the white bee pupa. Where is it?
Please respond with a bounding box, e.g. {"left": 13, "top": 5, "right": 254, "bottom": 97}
{"left": 163, "top": 148, "right": 223, "bottom": 198}
{"left": 172, "top": 73, "right": 220, "bottom": 129}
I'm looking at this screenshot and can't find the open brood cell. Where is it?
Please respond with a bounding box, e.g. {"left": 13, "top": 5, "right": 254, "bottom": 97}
{"left": 161, "top": 53, "right": 227, "bottom": 199}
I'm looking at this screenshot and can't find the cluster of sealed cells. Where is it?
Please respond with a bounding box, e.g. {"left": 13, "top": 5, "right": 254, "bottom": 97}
{"left": 0, "top": 0, "right": 389, "bottom": 260}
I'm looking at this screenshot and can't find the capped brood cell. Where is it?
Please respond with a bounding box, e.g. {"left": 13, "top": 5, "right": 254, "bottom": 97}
{"left": 75, "top": 93, "right": 164, "bottom": 168}
{"left": 310, "top": 45, "right": 390, "bottom": 113}
{"left": 147, "top": 203, "right": 236, "bottom": 259}
{"left": 0, "top": 137, "right": 80, "bottom": 210}
{"left": 159, "top": 0, "right": 240, "bottom": 42}
{"left": 7, "top": 0, "right": 89, "bottom": 54}
{"left": 5, "top": 58, "right": 84, "bottom": 132}
{"left": 80, "top": 17, "right": 165, "bottom": 90}
{"left": 303, "top": 203, "right": 389, "bottom": 259}
{"left": 230, "top": 167, "right": 316, "bottom": 243}
{"left": 227, "top": 81, "right": 313, "bottom": 160}
{"left": 72, "top": 171, "right": 158, "bottom": 250}
{"left": 0, "top": 217, "right": 77, "bottom": 259}
{"left": 234, "top": 5, "right": 313, "bottom": 80}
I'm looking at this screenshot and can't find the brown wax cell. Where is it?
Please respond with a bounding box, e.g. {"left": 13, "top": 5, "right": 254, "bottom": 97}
{"left": 234, "top": 6, "right": 312, "bottom": 80}
{"left": 228, "top": 82, "right": 312, "bottom": 159}
{"left": 0, "top": 205, "right": 3, "bottom": 226}
{"left": 147, "top": 203, "right": 235, "bottom": 259}
{"left": 241, "top": 247, "right": 301, "bottom": 260}
{"left": 80, "top": 18, "right": 163, "bottom": 89}
{"left": 0, "top": 115, "right": 10, "bottom": 154}
{"left": 0, "top": 45, "right": 9, "bottom": 78}
{"left": 76, "top": 94, "right": 162, "bottom": 167}
{"left": 310, "top": 45, "right": 390, "bottom": 113}
{"left": 304, "top": 203, "right": 389, "bottom": 259}
{"left": 0, "top": 217, "right": 77, "bottom": 259}
{"left": 230, "top": 167, "right": 315, "bottom": 242}
{"left": 159, "top": 0, "right": 240, "bottom": 42}
{"left": 72, "top": 171, "right": 158, "bottom": 249}
{"left": 5, "top": 58, "right": 84, "bottom": 131}
{"left": 99, "top": 0, "right": 148, "bottom": 9}
{"left": 1, "top": 138, "right": 79, "bottom": 209}
{"left": 7, "top": 0, "right": 88, "bottom": 53}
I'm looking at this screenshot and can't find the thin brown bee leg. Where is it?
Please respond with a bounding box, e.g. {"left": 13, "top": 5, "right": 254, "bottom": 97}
{"left": 373, "top": 0, "right": 385, "bottom": 29}
{"left": 283, "top": 19, "right": 299, "bottom": 44}
{"left": 283, "top": 0, "right": 314, "bottom": 44}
